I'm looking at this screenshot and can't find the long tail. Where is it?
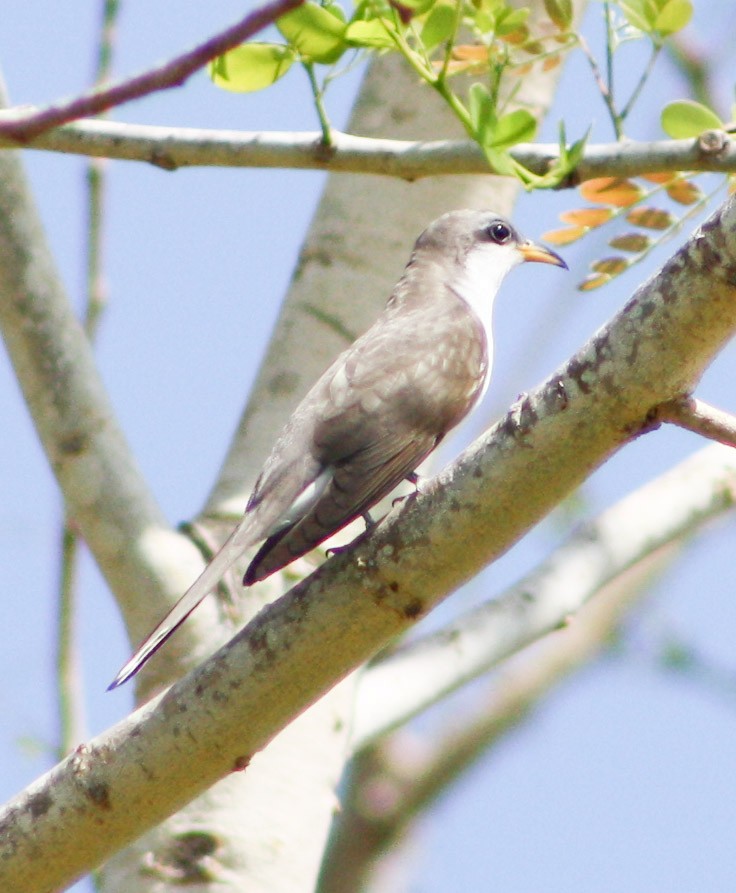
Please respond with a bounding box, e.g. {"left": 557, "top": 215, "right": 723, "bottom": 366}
{"left": 108, "top": 518, "right": 259, "bottom": 689}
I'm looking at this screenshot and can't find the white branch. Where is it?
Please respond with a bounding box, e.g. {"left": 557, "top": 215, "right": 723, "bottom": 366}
{"left": 0, "top": 144, "right": 206, "bottom": 647}
{"left": 2, "top": 192, "right": 736, "bottom": 893}
{"left": 0, "top": 117, "right": 733, "bottom": 179}
{"left": 352, "top": 443, "right": 736, "bottom": 749}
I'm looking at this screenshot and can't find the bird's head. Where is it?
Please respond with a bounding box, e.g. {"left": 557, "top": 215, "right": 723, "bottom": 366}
{"left": 412, "top": 210, "right": 567, "bottom": 335}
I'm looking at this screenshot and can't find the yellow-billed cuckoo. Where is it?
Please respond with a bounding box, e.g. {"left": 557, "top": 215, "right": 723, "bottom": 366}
{"left": 110, "top": 210, "right": 566, "bottom": 689}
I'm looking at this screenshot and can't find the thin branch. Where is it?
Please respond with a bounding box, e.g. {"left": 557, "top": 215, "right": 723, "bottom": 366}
{"left": 656, "top": 396, "right": 736, "bottom": 449}
{"left": 620, "top": 41, "right": 661, "bottom": 123}
{"left": 1, "top": 119, "right": 734, "bottom": 179}
{"left": 352, "top": 443, "right": 736, "bottom": 749}
{"left": 578, "top": 31, "right": 620, "bottom": 138}
{"left": 0, "top": 0, "right": 304, "bottom": 142}
{"left": 3, "top": 194, "right": 736, "bottom": 893}
{"left": 55, "top": 0, "right": 120, "bottom": 765}
{"left": 56, "top": 523, "right": 87, "bottom": 760}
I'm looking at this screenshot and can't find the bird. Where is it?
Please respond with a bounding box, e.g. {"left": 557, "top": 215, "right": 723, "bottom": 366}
{"left": 109, "top": 210, "right": 566, "bottom": 689}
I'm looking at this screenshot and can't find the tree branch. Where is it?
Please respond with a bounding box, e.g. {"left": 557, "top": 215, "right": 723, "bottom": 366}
{"left": 3, "top": 192, "right": 736, "bottom": 893}
{"left": 0, "top": 0, "right": 304, "bottom": 141}
{"left": 0, "top": 135, "right": 207, "bottom": 654}
{"left": 320, "top": 542, "right": 679, "bottom": 893}
{"left": 351, "top": 443, "right": 736, "bottom": 749}
{"left": 656, "top": 395, "right": 736, "bottom": 449}
{"left": 0, "top": 119, "right": 734, "bottom": 179}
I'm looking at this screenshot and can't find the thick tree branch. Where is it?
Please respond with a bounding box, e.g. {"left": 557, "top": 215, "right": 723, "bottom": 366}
{"left": 0, "top": 141, "right": 209, "bottom": 654}
{"left": 2, "top": 193, "right": 736, "bottom": 893}
{"left": 0, "top": 119, "right": 734, "bottom": 179}
{"left": 320, "top": 544, "right": 678, "bottom": 893}
{"left": 351, "top": 443, "right": 736, "bottom": 749}
{"left": 0, "top": 0, "right": 304, "bottom": 141}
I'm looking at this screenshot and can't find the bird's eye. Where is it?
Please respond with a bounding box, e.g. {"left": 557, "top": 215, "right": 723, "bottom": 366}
{"left": 487, "top": 221, "right": 512, "bottom": 244}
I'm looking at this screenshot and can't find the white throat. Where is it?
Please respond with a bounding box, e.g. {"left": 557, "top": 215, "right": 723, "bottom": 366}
{"left": 451, "top": 243, "right": 523, "bottom": 400}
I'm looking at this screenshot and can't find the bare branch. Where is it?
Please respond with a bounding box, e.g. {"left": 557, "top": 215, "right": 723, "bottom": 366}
{"left": 3, "top": 194, "right": 736, "bottom": 893}
{"left": 0, "top": 0, "right": 304, "bottom": 141}
{"left": 352, "top": 443, "right": 736, "bottom": 749}
{"left": 656, "top": 396, "right": 736, "bottom": 449}
{"left": 0, "top": 119, "right": 734, "bottom": 179}
{"left": 0, "top": 138, "right": 205, "bottom": 651}
{"left": 321, "top": 544, "right": 678, "bottom": 893}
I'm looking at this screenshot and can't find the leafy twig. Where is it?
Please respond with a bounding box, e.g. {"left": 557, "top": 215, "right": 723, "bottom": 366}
{"left": 304, "top": 62, "right": 332, "bottom": 145}
{"left": 0, "top": 0, "right": 305, "bottom": 141}
{"left": 3, "top": 122, "right": 734, "bottom": 179}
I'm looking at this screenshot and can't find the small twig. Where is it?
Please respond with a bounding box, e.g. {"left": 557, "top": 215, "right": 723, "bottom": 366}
{"left": 603, "top": 2, "right": 619, "bottom": 135}
{"left": 578, "top": 32, "right": 621, "bottom": 139}
{"left": 303, "top": 62, "right": 332, "bottom": 146}
{"left": 620, "top": 42, "right": 661, "bottom": 123}
{"left": 0, "top": 0, "right": 304, "bottom": 142}
{"left": 656, "top": 396, "right": 736, "bottom": 449}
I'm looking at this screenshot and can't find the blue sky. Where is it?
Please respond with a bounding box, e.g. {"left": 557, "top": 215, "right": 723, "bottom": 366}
{"left": 2, "top": 2, "right": 736, "bottom": 891}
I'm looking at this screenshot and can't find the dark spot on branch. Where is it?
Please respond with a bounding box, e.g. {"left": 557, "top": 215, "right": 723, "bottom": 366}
{"left": 59, "top": 432, "right": 88, "bottom": 455}
{"left": 232, "top": 754, "right": 251, "bottom": 772}
{"left": 85, "top": 780, "right": 112, "bottom": 810}
{"left": 150, "top": 151, "right": 178, "bottom": 171}
{"left": 28, "top": 790, "right": 53, "bottom": 817}
{"left": 402, "top": 598, "right": 423, "bottom": 619}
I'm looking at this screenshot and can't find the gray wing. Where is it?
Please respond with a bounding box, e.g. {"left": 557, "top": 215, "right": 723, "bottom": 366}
{"left": 245, "top": 299, "right": 485, "bottom": 582}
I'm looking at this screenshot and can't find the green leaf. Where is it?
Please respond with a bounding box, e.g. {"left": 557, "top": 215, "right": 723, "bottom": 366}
{"left": 495, "top": 7, "right": 530, "bottom": 36}
{"left": 661, "top": 99, "right": 723, "bottom": 138}
{"left": 543, "top": 0, "right": 573, "bottom": 28}
{"left": 468, "top": 82, "right": 497, "bottom": 145}
{"left": 420, "top": 3, "right": 457, "bottom": 51}
{"left": 345, "top": 18, "right": 397, "bottom": 48}
{"left": 483, "top": 146, "right": 518, "bottom": 178}
{"left": 277, "top": 2, "right": 347, "bottom": 63}
{"left": 488, "top": 108, "right": 537, "bottom": 148}
{"left": 209, "top": 44, "right": 295, "bottom": 93}
{"left": 654, "top": 0, "right": 692, "bottom": 35}
{"left": 619, "top": 0, "right": 658, "bottom": 32}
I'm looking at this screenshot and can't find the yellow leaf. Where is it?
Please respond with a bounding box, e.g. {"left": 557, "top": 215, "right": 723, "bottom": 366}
{"left": 542, "top": 226, "right": 587, "bottom": 245}
{"left": 640, "top": 171, "right": 675, "bottom": 184}
{"left": 609, "top": 233, "right": 651, "bottom": 252}
{"left": 560, "top": 207, "right": 614, "bottom": 227}
{"left": 591, "top": 257, "right": 629, "bottom": 275}
{"left": 452, "top": 44, "right": 488, "bottom": 61}
{"left": 578, "top": 273, "right": 611, "bottom": 291}
{"left": 666, "top": 179, "right": 702, "bottom": 205}
{"left": 626, "top": 207, "right": 673, "bottom": 229}
{"left": 580, "top": 177, "right": 642, "bottom": 207}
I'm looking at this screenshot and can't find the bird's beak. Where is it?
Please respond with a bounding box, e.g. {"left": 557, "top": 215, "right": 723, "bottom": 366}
{"left": 518, "top": 240, "right": 568, "bottom": 269}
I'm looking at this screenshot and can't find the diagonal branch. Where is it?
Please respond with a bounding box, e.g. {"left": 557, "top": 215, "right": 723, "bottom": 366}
{"left": 351, "top": 443, "right": 736, "bottom": 749}
{"left": 0, "top": 0, "right": 304, "bottom": 141}
{"left": 0, "top": 120, "right": 734, "bottom": 179}
{"left": 0, "top": 129, "right": 203, "bottom": 649}
{"left": 320, "top": 541, "right": 680, "bottom": 893}
{"left": 2, "top": 193, "right": 736, "bottom": 893}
